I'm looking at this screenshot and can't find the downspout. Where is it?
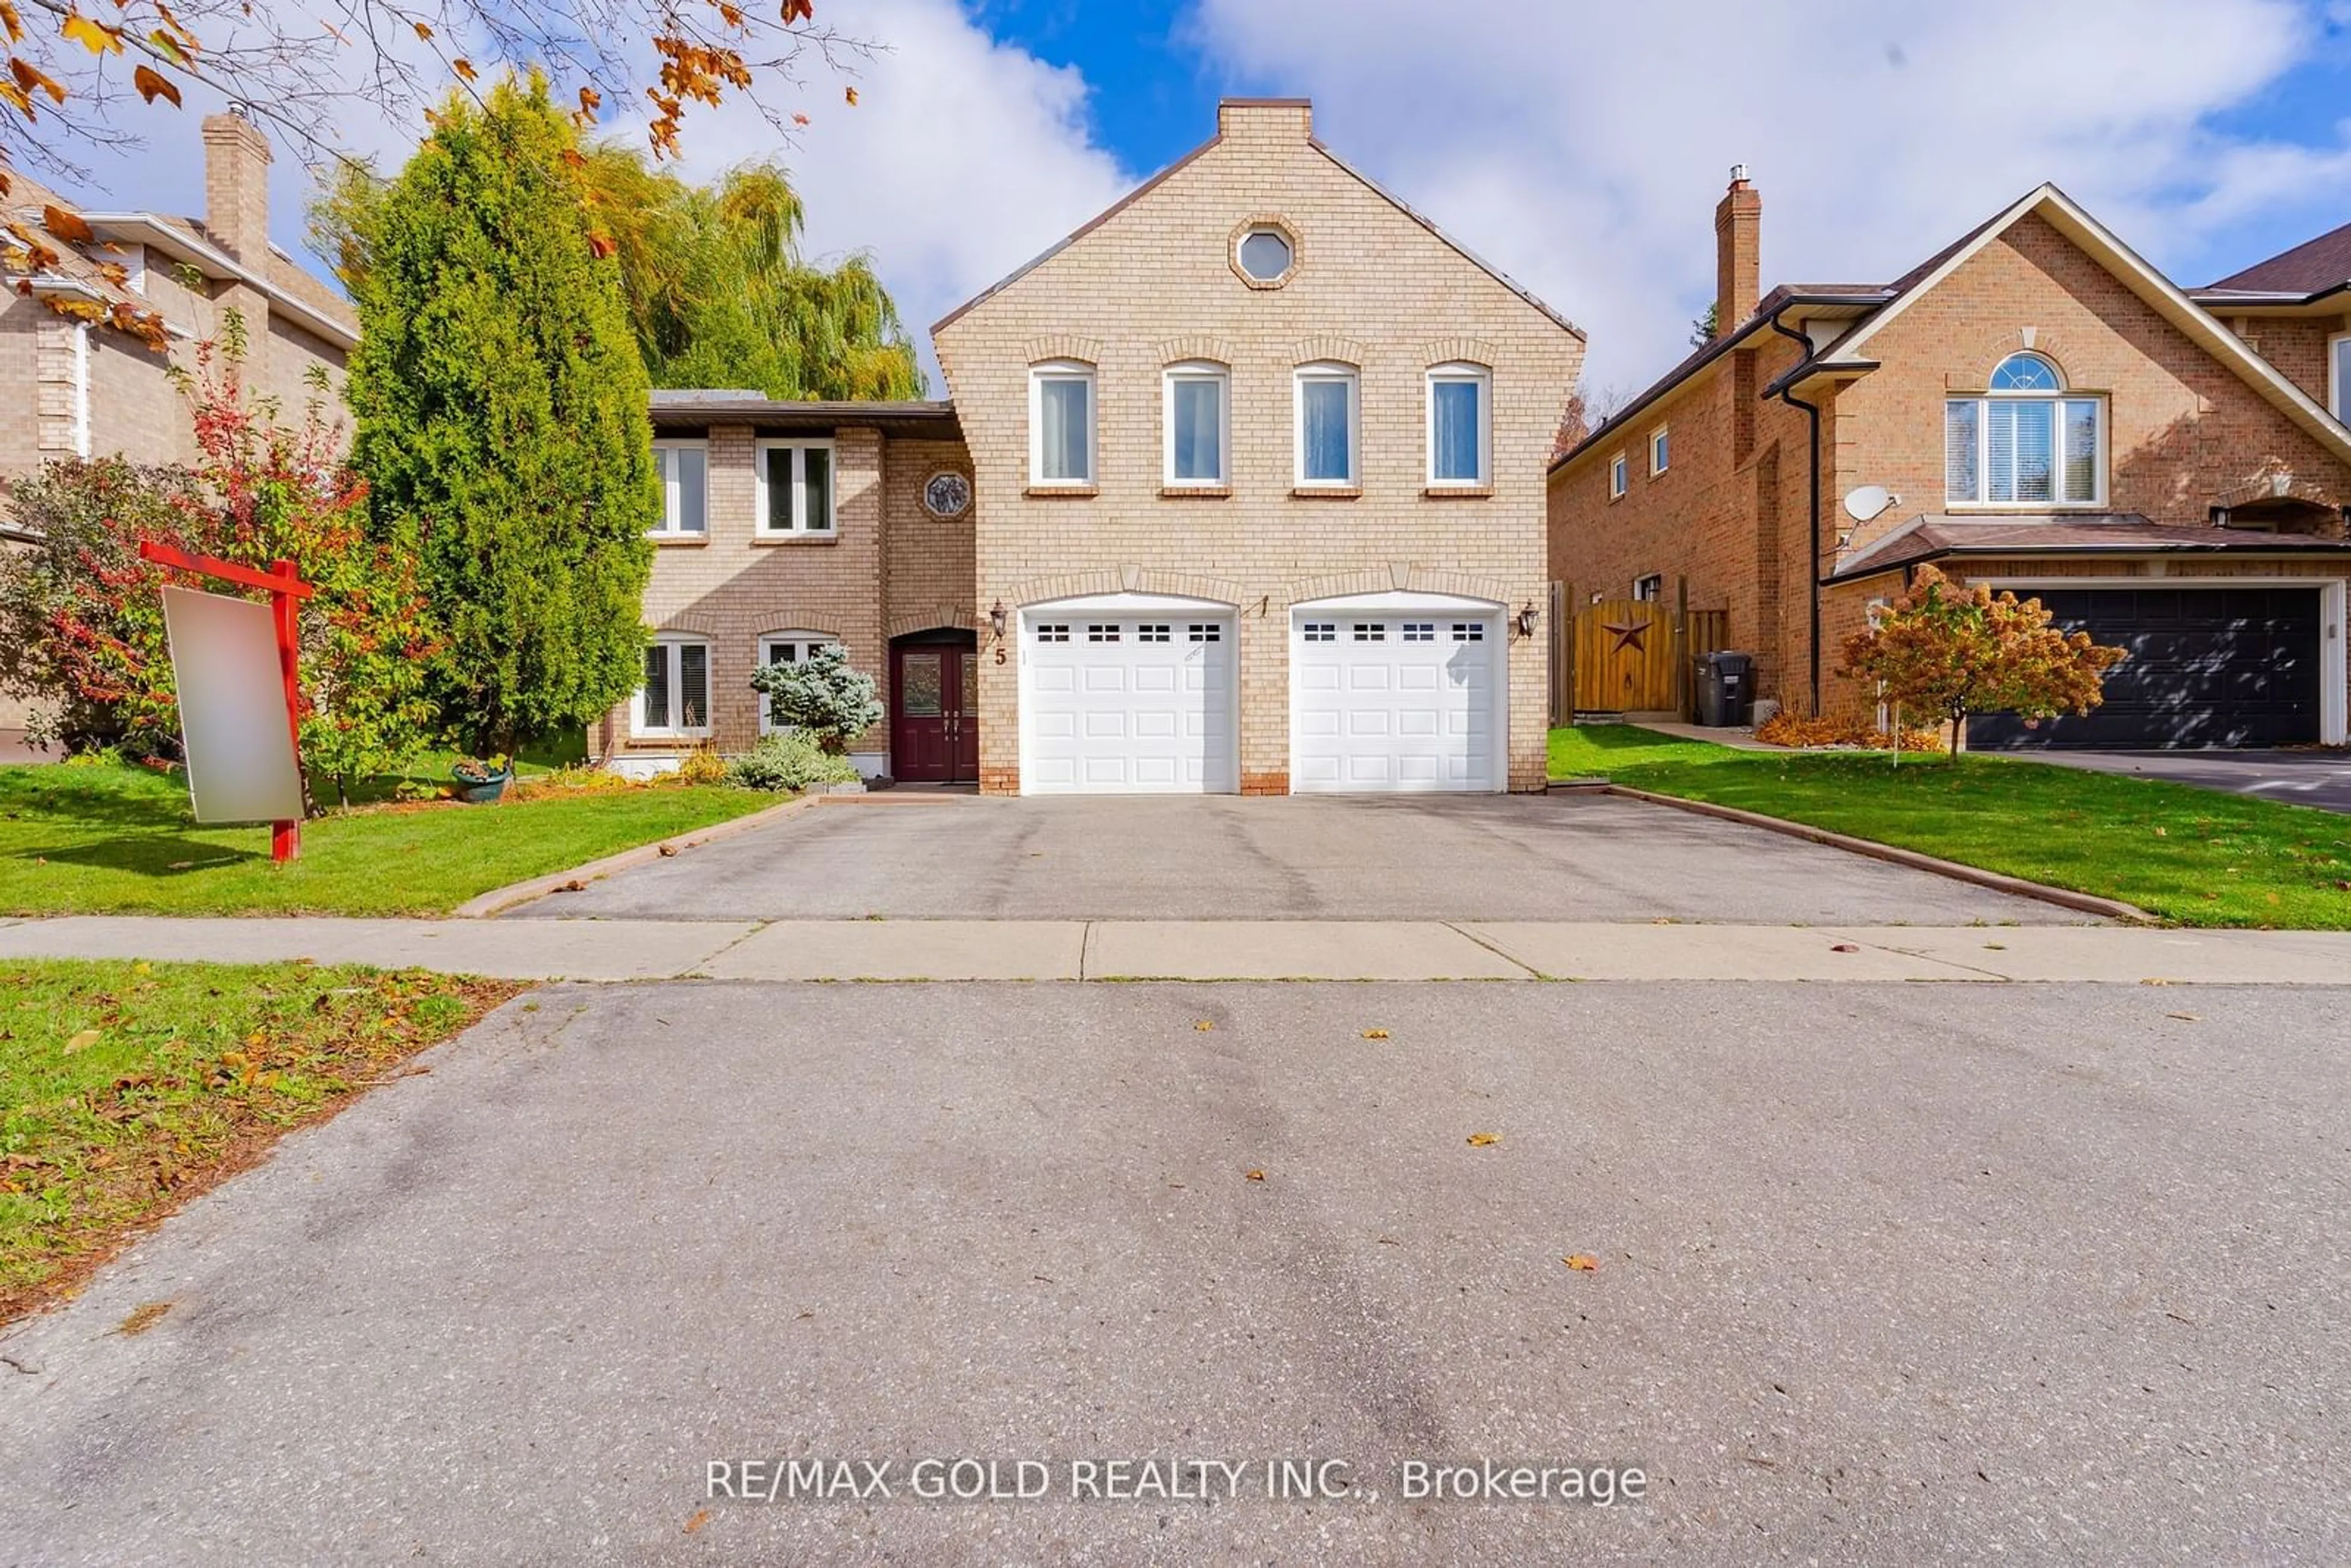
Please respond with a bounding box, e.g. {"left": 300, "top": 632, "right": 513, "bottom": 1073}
{"left": 1764, "top": 306, "right": 1823, "bottom": 716}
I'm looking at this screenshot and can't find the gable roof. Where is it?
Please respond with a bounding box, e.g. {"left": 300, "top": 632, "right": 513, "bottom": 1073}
{"left": 1787, "top": 184, "right": 2351, "bottom": 465}
{"left": 2203, "top": 217, "right": 2351, "bottom": 298}
{"left": 931, "top": 100, "right": 1581, "bottom": 341}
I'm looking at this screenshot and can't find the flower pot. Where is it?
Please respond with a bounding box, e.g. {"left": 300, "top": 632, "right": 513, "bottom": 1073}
{"left": 451, "top": 763, "right": 511, "bottom": 804}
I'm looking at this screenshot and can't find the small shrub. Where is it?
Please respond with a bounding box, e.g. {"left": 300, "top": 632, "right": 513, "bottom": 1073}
{"left": 748, "top": 643, "right": 884, "bottom": 752}
{"left": 675, "top": 743, "right": 728, "bottom": 786}
{"left": 510, "top": 763, "right": 642, "bottom": 800}
{"left": 724, "top": 730, "right": 860, "bottom": 792}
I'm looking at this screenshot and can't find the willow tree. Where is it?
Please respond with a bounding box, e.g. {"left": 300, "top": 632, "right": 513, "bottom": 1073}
{"left": 579, "top": 146, "right": 926, "bottom": 400}
{"left": 342, "top": 73, "right": 656, "bottom": 757}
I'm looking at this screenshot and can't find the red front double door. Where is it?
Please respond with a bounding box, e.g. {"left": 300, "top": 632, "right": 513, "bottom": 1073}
{"left": 890, "top": 636, "right": 980, "bottom": 783}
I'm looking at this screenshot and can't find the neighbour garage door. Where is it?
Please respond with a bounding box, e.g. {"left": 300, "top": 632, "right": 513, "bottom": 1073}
{"left": 1970, "top": 587, "right": 2322, "bottom": 750}
{"left": 1023, "top": 612, "right": 1236, "bottom": 792}
{"left": 1292, "top": 609, "right": 1502, "bottom": 791}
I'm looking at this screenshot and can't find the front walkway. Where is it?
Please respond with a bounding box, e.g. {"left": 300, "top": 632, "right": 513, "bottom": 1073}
{"left": 2, "top": 914, "right": 2345, "bottom": 983}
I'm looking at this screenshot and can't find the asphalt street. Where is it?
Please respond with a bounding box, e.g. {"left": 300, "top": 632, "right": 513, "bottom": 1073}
{"left": 512, "top": 792, "right": 2080, "bottom": 925}
{"left": 5, "top": 980, "right": 2347, "bottom": 1564}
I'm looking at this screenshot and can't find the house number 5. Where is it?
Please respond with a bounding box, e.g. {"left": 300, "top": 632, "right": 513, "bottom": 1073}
{"left": 995, "top": 647, "right": 1007, "bottom": 664}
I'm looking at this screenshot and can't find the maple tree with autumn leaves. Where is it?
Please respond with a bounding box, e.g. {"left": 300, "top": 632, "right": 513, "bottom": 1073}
{"left": 1837, "top": 565, "right": 2128, "bottom": 758}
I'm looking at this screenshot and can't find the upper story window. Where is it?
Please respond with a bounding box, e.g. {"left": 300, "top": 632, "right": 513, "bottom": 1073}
{"left": 651, "top": 440, "right": 708, "bottom": 537}
{"left": 756, "top": 438, "right": 834, "bottom": 534}
{"left": 1632, "top": 573, "right": 1663, "bottom": 601}
{"left": 1649, "top": 425, "right": 1670, "bottom": 477}
{"left": 1607, "top": 451, "right": 1629, "bottom": 500}
{"left": 1295, "top": 362, "right": 1359, "bottom": 487}
{"left": 2331, "top": 331, "right": 2350, "bottom": 422}
{"left": 1427, "top": 363, "right": 1491, "bottom": 486}
{"left": 1030, "top": 361, "right": 1095, "bottom": 486}
{"left": 635, "top": 634, "right": 711, "bottom": 738}
{"left": 1946, "top": 352, "right": 2103, "bottom": 506}
{"left": 1164, "top": 361, "right": 1229, "bottom": 487}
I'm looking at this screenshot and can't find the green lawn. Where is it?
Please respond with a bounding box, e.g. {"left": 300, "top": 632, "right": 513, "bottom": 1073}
{"left": 0, "top": 759, "right": 774, "bottom": 917}
{"left": 1, "top": 959, "right": 515, "bottom": 1320}
{"left": 1551, "top": 724, "right": 2351, "bottom": 929}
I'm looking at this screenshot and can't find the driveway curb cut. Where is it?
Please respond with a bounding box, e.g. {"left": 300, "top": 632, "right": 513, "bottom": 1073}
{"left": 1600, "top": 784, "right": 2160, "bottom": 925}
{"left": 451, "top": 794, "right": 820, "bottom": 919}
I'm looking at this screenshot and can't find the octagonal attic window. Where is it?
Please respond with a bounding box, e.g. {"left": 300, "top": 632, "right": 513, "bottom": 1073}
{"left": 1238, "top": 227, "right": 1294, "bottom": 282}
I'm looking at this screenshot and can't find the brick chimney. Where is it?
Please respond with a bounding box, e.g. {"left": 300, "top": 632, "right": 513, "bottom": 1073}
{"left": 201, "top": 108, "right": 272, "bottom": 262}
{"left": 1217, "top": 97, "right": 1313, "bottom": 144}
{"left": 1714, "top": 165, "right": 1760, "bottom": 339}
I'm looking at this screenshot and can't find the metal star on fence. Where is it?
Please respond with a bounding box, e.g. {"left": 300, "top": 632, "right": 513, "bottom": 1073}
{"left": 1603, "top": 620, "right": 1649, "bottom": 655}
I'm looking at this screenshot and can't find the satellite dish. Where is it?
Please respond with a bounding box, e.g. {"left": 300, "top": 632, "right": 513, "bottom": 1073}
{"left": 1843, "top": 484, "right": 1894, "bottom": 522}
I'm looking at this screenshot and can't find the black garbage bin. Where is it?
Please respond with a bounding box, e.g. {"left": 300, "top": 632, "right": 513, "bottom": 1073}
{"left": 1693, "top": 651, "right": 1755, "bottom": 727}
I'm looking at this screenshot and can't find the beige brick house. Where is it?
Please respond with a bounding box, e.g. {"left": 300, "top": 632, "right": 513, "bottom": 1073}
{"left": 609, "top": 99, "right": 1584, "bottom": 792}
{"left": 1, "top": 110, "right": 357, "bottom": 744}
{"left": 1548, "top": 176, "right": 2351, "bottom": 749}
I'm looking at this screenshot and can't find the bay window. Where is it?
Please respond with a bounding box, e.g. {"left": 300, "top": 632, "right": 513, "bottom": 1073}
{"left": 1946, "top": 352, "right": 2103, "bottom": 506}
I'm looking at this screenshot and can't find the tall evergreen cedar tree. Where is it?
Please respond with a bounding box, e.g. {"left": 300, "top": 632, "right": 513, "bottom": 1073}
{"left": 342, "top": 74, "right": 657, "bottom": 757}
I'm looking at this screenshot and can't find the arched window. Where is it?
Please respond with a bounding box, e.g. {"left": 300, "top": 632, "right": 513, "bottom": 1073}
{"left": 1988, "top": 351, "right": 2063, "bottom": 392}
{"left": 1947, "top": 351, "right": 2104, "bottom": 505}
{"left": 756, "top": 629, "right": 839, "bottom": 733}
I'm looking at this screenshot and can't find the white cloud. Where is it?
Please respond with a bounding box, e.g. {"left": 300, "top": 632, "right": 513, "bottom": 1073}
{"left": 660, "top": 0, "right": 1139, "bottom": 391}
{"left": 1187, "top": 0, "right": 2351, "bottom": 391}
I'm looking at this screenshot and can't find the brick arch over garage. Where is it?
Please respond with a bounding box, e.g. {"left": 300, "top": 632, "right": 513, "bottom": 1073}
{"left": 1280, "top": 565, "right": 1516, "bottom": 609}
{"left": 1002, "top": 566, "right": 1250, "bottom": 609}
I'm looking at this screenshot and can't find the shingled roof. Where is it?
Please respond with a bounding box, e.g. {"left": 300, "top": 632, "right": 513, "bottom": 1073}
{"left": 2203, "top": 218, "right": 2351, "bottom": 298}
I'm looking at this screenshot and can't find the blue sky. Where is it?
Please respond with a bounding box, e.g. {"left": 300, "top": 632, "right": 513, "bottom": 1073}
{"left": 28, "top": 0, "right": 2351, "bottom": 394}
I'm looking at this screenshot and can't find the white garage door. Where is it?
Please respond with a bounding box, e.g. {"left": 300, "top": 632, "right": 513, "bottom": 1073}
{"left": 1024, "top": 611, "right": 1236, "bottom": 793}
{"left": 1292, "top": 609, "right": 1502, "bottom": 792}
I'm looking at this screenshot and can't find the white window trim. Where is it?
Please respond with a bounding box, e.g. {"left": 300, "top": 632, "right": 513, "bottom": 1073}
{"left": 1029, "top": 361, "right": 1097, "bottom": 487}
{"left": 1632, "top": 573, "right": 1663, "bottom": 602}
{"left": 753, "top": 437, "right": 837, "bottom": 535}
{"left": 755, "top": 628, "right": 839, "bottom": 734}
{"left": 1162, "top": 361, "right": 1231, "bottom": 487}
{"left": 1607, "top": 451, "right": 1629, "bottom": 500}
{"left": 2329, "top": 329, "right": 2350, "bottom": 423}
{"left": 1945, "top": 366, "right": 2108, "bottom": 510}
{"left": 1424, "top": 362, "right": 1492, "bottom": 487}
{"left": 632, "top": 634, "right": 713, "bottom": 740}
{"left": 1649, "top": 424, "right": 1670, "bottom": 478}
{"left": 1294, "top": 361, "right": 1360, "bottom": 488}
{"left": 650, "top": 438, "right": 708, "bottom": 537}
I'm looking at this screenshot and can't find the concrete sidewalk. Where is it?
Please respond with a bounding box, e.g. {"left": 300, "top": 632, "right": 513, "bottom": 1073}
{"left": 1, "top": 915, "right": 2347, "bottom": 985}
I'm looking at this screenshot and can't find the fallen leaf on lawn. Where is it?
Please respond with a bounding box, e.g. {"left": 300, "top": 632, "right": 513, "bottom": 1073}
{"left": 1362, "top": 1028, "right": 1390, "bottom": 1040}
{"left": 64, "top": 1028, "right": 100, "bottom": 1053}
{"left": 1829, "top": 943, "right": 1859, "bottom": 953}
{"left": 1563, "top": 1254, "right": 1599, "bottom": 1272}
{"left": 1466, "top": 1131, "right": 1499, "bottom": 1147}
{"left": 1244, "top": 1169, "right": 1266, "bottom": 1182}
{"left": 683, "top": 1508, "right": 711, "bottom": 1535}
{"left": 2151, "top": 826, "right": 2167, "bottom": 837}
{"left": 133, "top": 962, "right": 150, "bottom": 975}
{"left": 1194, "top": 1019, "right": 1214, "bottom": 1031}
{"left": 2166, "top": 1012, "right": 2201, "bottom": 1022}
{"left": 114, "top": 1301, "right": 171, "bottom": 1336}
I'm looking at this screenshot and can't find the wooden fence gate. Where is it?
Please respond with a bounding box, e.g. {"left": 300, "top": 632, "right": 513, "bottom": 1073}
{"left": 1554, "top": 583, "right": 1732, "bottom": 720}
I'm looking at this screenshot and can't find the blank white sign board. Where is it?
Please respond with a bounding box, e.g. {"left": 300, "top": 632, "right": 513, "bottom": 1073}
{"left": 160, "top": 585, "right": 305, "bottom": 824}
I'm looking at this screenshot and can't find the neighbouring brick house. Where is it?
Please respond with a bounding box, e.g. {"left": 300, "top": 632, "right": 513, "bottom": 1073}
{"left": 607, "top": 99, "right": 1584, "bottom": 792}
{"left": 1, "top": 110, "right": 358, "bottom": 743}
{"left": 1548, "top": 176, "right": 2351, "bottom": 749}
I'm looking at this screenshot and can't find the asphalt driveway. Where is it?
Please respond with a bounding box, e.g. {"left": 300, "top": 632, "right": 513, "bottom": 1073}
{"left": 517, "top": 791, "right": 2080, "bottom": 925}
{"left": 2011, "top": 749, "right": 2351, "bottom": 813}
{"left": 5, "top": 980, "right": 2347, "bottom": 1564}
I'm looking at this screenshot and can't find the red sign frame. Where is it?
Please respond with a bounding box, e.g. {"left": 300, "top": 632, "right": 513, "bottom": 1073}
{"left": 138, "top": 540, "right": 315, "bottom": 863}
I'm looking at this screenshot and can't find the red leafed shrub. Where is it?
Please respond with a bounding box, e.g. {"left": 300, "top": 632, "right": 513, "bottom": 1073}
{"left": 0, "top": 313, "right": 438, "bottom": 808}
